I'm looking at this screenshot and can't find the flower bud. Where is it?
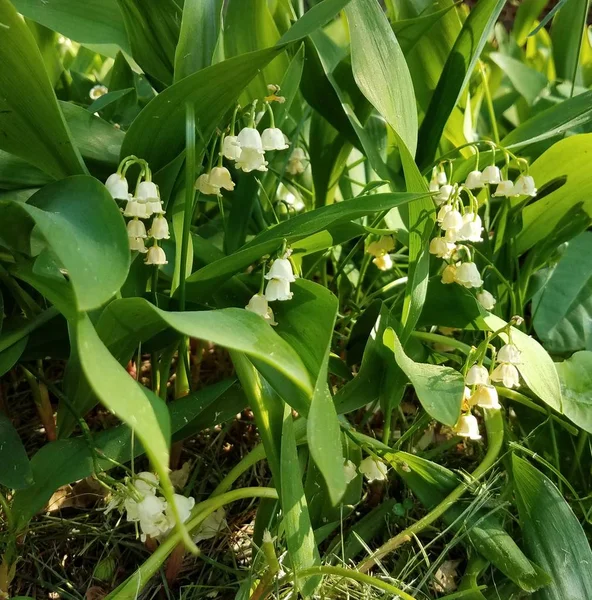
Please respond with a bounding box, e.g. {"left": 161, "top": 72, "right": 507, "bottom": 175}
{"left": 434, "top": 184, "right": 453, "bottom": 205}
{"left": 459, "top": 213, "right": 483, "bottom": 242}
{"left": 129, "top": 237, "right": 148, "bottom": 253}
{"left": 454, "top": 414, "right": 481, "bottom": 440}
{"left": 245, "top": 293, "right": 277, "bottom": 325}
{"left": 222, "top": 135, "right": 241, "bottom": 161}
{"left": 437, "top": 204, "right": 452, "bottom": 223}
{"left": 441, "top": 264, "right": 457, "bottom": 284}
{"left": 477, "top": 290, "right": 496, "bottom": 310}
{"left": 105, "top": 173, "right": 129, "bottom": 200}
{"left": 261, "top": 127, "right": 290, "bottom": 151}
{"left": 441, "top": 210, "right": 463, "bottom": 231}
{"left": 493, "top": 180, "right": 517, "bottom": 197}
{"left": 149, "top": 214, "right": 170, "bottom": 240}
{"left": 470, "top": 384, "right": 501, "bottom": 409}
{"left": 127, "top": 217, "right": 147, "bottom": 238}
{"left": 497, "top": 343, "right": 521, "bottom": 365}
{"left": 481, "top": 165, "right": 501, "bottom": 184}
{"left": 454, "top": 262, "right": 483, "bottom": 288}
{"left": 513, "top": 175, "right": 537, "bottom": 197}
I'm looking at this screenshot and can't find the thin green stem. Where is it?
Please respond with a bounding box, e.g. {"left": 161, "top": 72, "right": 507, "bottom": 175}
{"left": 212, "top": 444, "right": 266, "bottom": 497}
{"left": 479, "top": 61, "right": 499, "bottom": 144}
{"left": 359, "top": 409, "right": 504, "bottom": 572}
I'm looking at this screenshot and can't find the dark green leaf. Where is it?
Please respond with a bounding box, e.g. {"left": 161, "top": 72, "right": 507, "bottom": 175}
{"left": 551, "top": 0, "right": 589, "bottom": 83}
{"left": 0, "top": 0, "right": 86, "bottom": 179}
{"left": 555, "top": 351, "right": 592, "bottom": 434}
{"left": 513, "top": 454, "right": 592, "bottom": 599}
{"left": 0, "top": 412, "right": 33, "bottom": 489}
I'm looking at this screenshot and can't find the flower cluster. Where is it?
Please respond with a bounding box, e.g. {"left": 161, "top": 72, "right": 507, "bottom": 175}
{"left": 106, "top": 472, "right": 195, "bottom": 543}
{"left": 463, "top": 165, "right": 537, "bottom": 198}
{"left": 366, "top": 236, "right": 395, "bottom": 271}
{"left": 105, "top": 159, "right": 170, "bottom": 265}
{"left": 245, "top": 251, "right": 297, "bottom": 325}
{"left": 453, "top": 343, "right": 520, "bottom": 440}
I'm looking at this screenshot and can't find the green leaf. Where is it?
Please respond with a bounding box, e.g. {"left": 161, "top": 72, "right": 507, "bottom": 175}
{"left": 11, "top": 0, "right": 131, "bottom": 53}
{"left": 382, "top": 327, "right": 463, "bottom": 426}
{"left": 117, "top": 0, "right": 181, "bottom": 87}
{"left": 512, "top": 454, "right": 592, "bottom": 599}
{"left": 0, "top": 337, "right": 28, "bottom": 378}
{"left": 416, "top": 0, "right": 507, "bottom": 167}
{"left": 1, "top": 176, "right": 130, "bottom": 315}
{"left": 489, "top": 53, "right": 547, "bottom": 105}
{"left": 12, "top": 380, "right": 237, "bottom": 527}
{"left": 0, "top": 412, "right": 33, "bottom": 489}
{"left": 225, "top": 0, "right": 289, "bottom": 100}
{"left": 485, "top": 314, "right": 563, "bottom": 413}
{"left": 345, "top": 0, "right": 418, "bottom": 155}
{"left": 555, "top": 351, "right": 592, "bottom": 434}
{"left": 501, "top": 90, "right": 592, "bottom": 150}
{"left": 514, "top": 134, "right": 592, "bottom": 255}
{"left": 514, "top": 0, "right": 550, "bottom": 46}
{"left": 551, "top": 0, "right": 589, "bottom": 83}
{"left": 184, "top": 192, "right": 426, "bottom": 296}
{"left": 174, "top": 0, "right": 223, "bottom": 81}
{"left": 390, "top": 451, "right": 551, "bottom": 592}
{"left": 0, "top": 0, "right": 86, "bottom": 179}
{"left": 281, "top": 403, "right": 321, "bottom": 597}
{"left": 533, "top": 232, "right": 592, "bottom": 353}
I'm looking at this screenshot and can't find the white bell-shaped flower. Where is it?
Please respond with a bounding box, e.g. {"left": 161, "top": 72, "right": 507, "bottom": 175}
{"left": 470, "top": 385, "right": 501, "bottom": 410}
{"left": 145, "top": 244, "right": 168, "bottom": 265}
{"left": 132, "top": 472, "right": 159, "bottom": 495}
{"left": 434, "top": 184, "right": 453, "bottom": 205}
{"left": 261, "top": 127, "right": 289, "bottom": 151}
{"left": 444, "top": 227, "right": 461, "bottom": 243}
{"left": 493, "top": 180, "right": 517, "bottom": 197}
{"left": 287, "top": 147, "right": 307, "bottom": 175}
{"left": 237, "top": 127, "right": 265, "bottom": 153}
{"left": 477, "top": 290, "right": 496, "bottom": 311}
{"left": 373, "top": 253, "right": 393, "bottom": 271}
{"left": 513, "top": 174, "right": 537, "bottom": 196}
{"left": 459, "top": 213, "right": 483, "bottom": 242}
{"left": 127, "top": 217, "right": 147, "bottom": 239}
{"left": 454, "top": 262, "right": 483, "bottom": 288}
{"left": 437, "top": 204, "right": 452, "bottom": 223}
{"left": 147, "top": 199, "right": 165, "bottom": 215}
{"left": 481, "top": 165, "right": 501, "bottom": 185}
{"left": 466, "top": 364, "right": 490, "bottom": 385}
{"left": 265, "top": 258, "right": 295, "bottom": 282}
{"left": 358, "top": 457, "right": 388, "bottom": 482}
{"left": 105, "top": 173, "right": 129, "bottom": 200}
{"left": 265, "top": 278, "right": 293, "bottom": 301}
{"left": 491, "top": 363, "right": 520, "bottom": 388}
{"left": 429, "top": 237, "right": 455, "bottom": 259}
{"left": 343, "top": 460, "right": 358, "bottom": 484}
{"left": 464, "top": 386, "right": 472, "bottom": 402}
{"left": 454, "top": 414, "right": 481, "bottom": 440}
{"left": 195, "top": 173, "right": 220, "bottom": 196}
{"left": 125, "top": 493, "right": 166, "bottom": 524}
{"left": 236, "top": 147, "right": 269, "bottom": 173}
{"left": 441, "top": 264, "right": 457, "bottom": 284}
{"left": 129, "top": 237, "right": 148, "bottom": 253}
{"left": 222, "top": 135, "right": 241, "bottom": 161}
{"left": 149, "top": 214, "right": 170, "bottom": 240}
{"left": 165, "top": 494, "right": 195, "bottom": 526}
{"left": 441, "top": 209, "right": 463, "bottom": 231}
{"left": 245, "top": 293, "right": 277, "bottom": 325}
{"left": 193, "top": 508, "right": 227, "bottom": 543}
{"left": 465, "top": 170, "right": 484, "bottom": 189}
{"left": 429, "top": 179, "right": 440, "bottom": 193}
{"left": 123, "top": 197, "right": 148, "bottom": 219}
{"left": 497, "top": 343, "right": 521, "bottom": 364}
{"left": 136, "top": 181, "right": 160, "bottom": 203}
{"left": 367, "top": 236, "right": 395, "bottom": 257}
{"left": 437, "top": 171, "right": 448, "bottom": 186}
{"left": 208, "top": 167, "right": 235, "bottom": 191}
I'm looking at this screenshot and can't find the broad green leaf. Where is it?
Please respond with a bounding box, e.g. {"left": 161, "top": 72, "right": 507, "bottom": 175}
{"left": 390, "top": 451, "right": 550, "bottom": 592}
{"left": 122, "top": 5, "right": 351, "bottom": 171}
{"left": 0, "top": 412, "right": 33, "bottom": 490}
{"left": 174, "top": 0, "right": 223, "bottom": 81}
{"left": 485, "top": 314, "right": 563, "bottom": 413}
{"left": 0, "top": 337, "right": 28, "bottom": 378}
{"left": 57, "top": 297, "right": 313, "bottom": 435}
{"left": 12, "top": 379, "right": 238, "bottom": 528}
{"left": 281, "top": 403, "right": 321, "bottom": 597}
{"left": 345, "top": 0, "right": 418, "bottom": 155}
{"left": 533, "top": 232, "right": 592, "bottom": 353}
{"left": 416, "top": 0, "right": 507, "bottom": 167}
{"left": 1, "top": 176, "right": 130, "bottom": 315}
{"left": 514, "top": 134, "right": 592, "bottom": 255}
{"left": 11, "top": 0, "right": 131, "bottom": 53}
{"left": 225, "top": 0, "right": 289, "bottom": 100}
{"left": 502, "top": 90, "right": 592, "bottom": 150}
{"left": 555, "top": 351, "right": 592, "bottom": 434}
{"left": 383, "top": 327, "right": 463, "bottom": 426}
{"left": 72, "top": 314, "right": 195, "bottom": 548}
{"left": 117, "top": 0, "right": 181, "bottom": 87}
{"left": 551, "top": 0, "right": 589, "bottom": 83}
{"left": 184, "top": 192, "right": 427, "bottom": 296}
{"left": 0, "top": 150, "right": 52, "bottom": 191}
{"left": 0, "top": 0, "right": 86, "bottom": 179}
{"left": 513, "top": 454, "right": 592, "bottom": 599}
{"left": 490, "top": 53, "right": 547, "bottom": 105}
